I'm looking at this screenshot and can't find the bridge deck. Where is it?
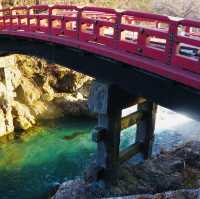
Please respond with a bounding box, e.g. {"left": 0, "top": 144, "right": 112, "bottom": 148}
{"left": 0, "top": 5, "right": 199, "bottom": 90}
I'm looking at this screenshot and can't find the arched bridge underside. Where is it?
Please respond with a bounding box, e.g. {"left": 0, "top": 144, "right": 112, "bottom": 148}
{"left": 0, "top": 5, "right": 200, "bottom": 120}
{"left": 1, "top": 34, "right": 200, "bottom": 121}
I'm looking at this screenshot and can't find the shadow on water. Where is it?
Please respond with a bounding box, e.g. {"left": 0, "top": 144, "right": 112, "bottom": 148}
{"left": 0, "top": 116, "right": 96, "bottom": 199}
{"left": 63, "top": 131, "right": 87, "bottom": 141}
{"left": 0, "top": 151, "right": 96, "bottom": 199}
{"left": 0, "top": 158, "right": 78, "bottom": 199}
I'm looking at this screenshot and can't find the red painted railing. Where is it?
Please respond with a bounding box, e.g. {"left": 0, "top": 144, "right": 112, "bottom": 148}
{"left": 0, "top": 5, "right": 200, "bottom": 89}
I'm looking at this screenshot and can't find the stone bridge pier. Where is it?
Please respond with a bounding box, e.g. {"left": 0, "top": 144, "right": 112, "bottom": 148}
{"left": 86, "top": 81, "right": 157, "bottom": 183}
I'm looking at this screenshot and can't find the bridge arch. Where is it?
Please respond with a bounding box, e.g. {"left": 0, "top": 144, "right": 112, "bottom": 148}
{"left": 0, "top": 34, "right": 198, "bottom": 121}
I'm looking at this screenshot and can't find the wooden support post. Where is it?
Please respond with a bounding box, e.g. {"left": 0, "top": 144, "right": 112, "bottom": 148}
{"left": 87, "top": 81, "right": 122, "bottom": 182}
{"left": 135, "top": 101, "right": 157, "bottom": 159}
{"left": 87, "top": 81, "right": 156, "bottom": 182}
{"left": 97, "top": 108, "right": 121, "bottom": 179}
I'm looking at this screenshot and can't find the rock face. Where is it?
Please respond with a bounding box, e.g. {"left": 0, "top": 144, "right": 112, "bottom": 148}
{"left": 0, "top": 108, "right": 6, "bottom": 136}
{"left": 0, "top": 55, "right": 93, "bottom": 137}
{"left": 12, "top": 101, "right": 36, "bottom": 130}
{"left": 53, "top": 141, "right": 200, "bottom": 199}
{"left": 0, "top": 57, "right": 15, "bottom": 137}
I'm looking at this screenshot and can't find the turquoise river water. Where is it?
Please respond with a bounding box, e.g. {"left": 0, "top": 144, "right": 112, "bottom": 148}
{"left": 0, "top": 110, "right": 196, "bottom": 199}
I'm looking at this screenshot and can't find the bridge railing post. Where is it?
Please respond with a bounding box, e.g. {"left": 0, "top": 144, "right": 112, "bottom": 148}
{"left": 166, "top": 21, "right": 178, "bottom": 65}
{"left": 114, "top": 12, "right": 122, "bottom": 49}
{"left": 48, "top": 6, "right": 52, "bottom": 34}
{"left": 76, "top": 7, "right": 82, "bottom": 41}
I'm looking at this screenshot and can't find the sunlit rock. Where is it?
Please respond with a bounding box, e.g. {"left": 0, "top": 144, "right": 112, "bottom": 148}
{"left": 12, "top": 101, "right": 36, "bottom": 130}
{"left": 0, "top": 82, "right": 6, "bottom": 99}
{"left": 17, "top": 76, "right": 42, "bottom": 105}
{"left": 10, "top": 65, "right": 22, "bottom": 89}
{"left": 54, "top": 93, "right": 89, "bottom": 116}
{"left": 42, "top": 77, "right": 55, "bottom": 102}
{"left": 0, "top": 108, "right": 6, "bottom": 136}
{"left": 32, "top": 101, "right": 64, "bottom": 120}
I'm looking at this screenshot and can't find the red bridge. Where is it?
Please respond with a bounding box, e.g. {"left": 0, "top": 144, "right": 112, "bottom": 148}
{"left": 0, "top": 4, "right": 200, "bottom": 181}
{"left": 0, "top": 5, "right": 200, "bottom": 88}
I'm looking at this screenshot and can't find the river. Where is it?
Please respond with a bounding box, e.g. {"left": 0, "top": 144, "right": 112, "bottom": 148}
{"left": 0, "top": 106, "right": 199, "bottom": 199}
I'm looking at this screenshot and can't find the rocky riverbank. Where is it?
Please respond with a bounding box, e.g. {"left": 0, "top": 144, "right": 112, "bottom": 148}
{"left": 53, "top": 141, "right": 200, "bottom": 199}
{"left": 106, "top": 189, "right": 200, "bottom": 199}
{"left": 0, "top": 55, "right": 92, "bottom": 138}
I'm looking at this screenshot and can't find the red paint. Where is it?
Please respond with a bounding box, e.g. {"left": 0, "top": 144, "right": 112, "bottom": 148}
{"left": 0, "top": 5, "right": 199, "bottom": 89}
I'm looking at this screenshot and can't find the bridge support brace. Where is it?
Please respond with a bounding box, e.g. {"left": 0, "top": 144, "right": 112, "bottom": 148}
{"left": 86, "top": 81, "right": 157, "bottom": 183}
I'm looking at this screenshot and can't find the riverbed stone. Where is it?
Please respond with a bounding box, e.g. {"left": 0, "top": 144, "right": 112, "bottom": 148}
{"left": 53, "top": 141, "right": 200, "bottom": 199}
